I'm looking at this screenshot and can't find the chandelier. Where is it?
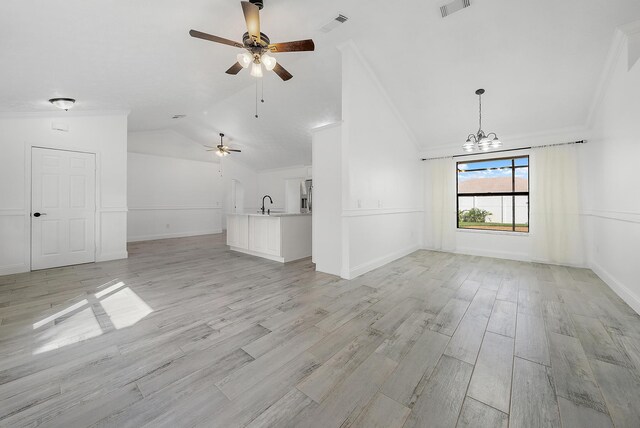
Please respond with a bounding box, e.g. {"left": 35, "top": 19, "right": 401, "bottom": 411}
{"left": 463, "top": 89, "right": 502, "bottom": 152}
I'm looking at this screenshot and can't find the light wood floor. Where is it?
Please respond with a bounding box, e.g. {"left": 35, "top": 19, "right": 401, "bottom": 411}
{"left": 1, "top": 234, "right": 640, "bottom": 427}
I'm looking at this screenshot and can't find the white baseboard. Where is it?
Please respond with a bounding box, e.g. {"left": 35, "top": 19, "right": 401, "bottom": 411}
{"left": 96, "top": 251, "right": 129, "bottom": 262}
{"left": 345, "top": 244, "right": 421, "bottom": 280}
{"left": 0, "top": 263, "right": 29, "bottom": 276}
{"left": 127, "top": 230, "right": 223, "bottom": 242}
{"left": 422, "top": 245, "right": 531, "bottom": 262}
{"left": 590, "top": 261, "right": 640, "bottom": 316}
{"left": 229, "top": 246, "right": 285, "bottom": 263}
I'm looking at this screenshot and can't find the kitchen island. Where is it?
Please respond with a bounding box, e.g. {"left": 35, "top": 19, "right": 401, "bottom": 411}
{"left": 226, "top": 213, "right": 311, "bottom": 263}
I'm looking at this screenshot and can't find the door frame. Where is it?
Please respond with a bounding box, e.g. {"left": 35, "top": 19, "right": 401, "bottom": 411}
{"left": 24, "top": 143, "right": 100, "bottom": 271}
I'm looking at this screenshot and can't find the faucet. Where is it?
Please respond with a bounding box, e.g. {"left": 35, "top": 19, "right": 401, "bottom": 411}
{"left": 261, "top": 195, "right": 273, "bottom": 215}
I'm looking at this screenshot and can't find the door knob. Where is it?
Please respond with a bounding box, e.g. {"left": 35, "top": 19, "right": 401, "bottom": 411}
{"left": 33, "top": 212, "right": 46, "bottom": 217}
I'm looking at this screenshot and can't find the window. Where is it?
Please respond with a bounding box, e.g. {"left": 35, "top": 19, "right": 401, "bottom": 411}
{"left": 457, "top": 156, "right": 529, "bottom": 232}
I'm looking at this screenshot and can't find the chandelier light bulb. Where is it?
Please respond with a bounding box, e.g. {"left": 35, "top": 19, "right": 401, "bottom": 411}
{"left": 491, "top": 137, "right": 502, "bottom": 148}
{"left": 250, "top": 62, "right": 263, "bottom": 78}
{"left": 261, "top": 53, "right": 277, "bottom": 71}
{"left": 237, "top": 52, "right": 252, "bottom": 68}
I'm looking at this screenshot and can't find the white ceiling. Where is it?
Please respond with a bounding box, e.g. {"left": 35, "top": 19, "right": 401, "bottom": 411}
{"left": 2, "top": 0, "right": 640, "bottom": 169}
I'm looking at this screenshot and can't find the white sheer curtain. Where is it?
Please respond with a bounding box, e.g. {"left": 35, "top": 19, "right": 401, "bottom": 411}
{"left": 531, "top": 144, "right": 584, "bottom": 265}
{"left": 426, "top": 157, "right": 456, "bottom": 251}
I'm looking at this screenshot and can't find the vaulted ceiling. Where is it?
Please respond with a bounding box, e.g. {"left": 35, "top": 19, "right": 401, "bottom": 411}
{"left": 2, "top": 0, "right": 640, "bottom": 169}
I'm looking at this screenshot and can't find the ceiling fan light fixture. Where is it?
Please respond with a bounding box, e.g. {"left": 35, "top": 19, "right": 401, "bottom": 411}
{"left": 237, "top": 52, "right": 252, "bottom": 68}
{"left": 261, "top": 52, "right": 276, "bottom": 71}
{"left": 49, "top": 98, "right": 76, "bottom": 111}
{"left": 250, "top": 62, "right": 263, "bottom": 77}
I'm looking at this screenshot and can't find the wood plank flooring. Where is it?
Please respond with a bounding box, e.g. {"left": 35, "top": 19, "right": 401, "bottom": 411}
{"left": 1, "top": 234, "right": 640, "bottom": 427}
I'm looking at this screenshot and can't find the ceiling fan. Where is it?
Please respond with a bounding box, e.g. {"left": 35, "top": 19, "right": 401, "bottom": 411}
{"left": 189, "top": 0, "right": 315, "bottom": 81}
{"left": 205, "top": 133, "right": 241, "bottom": 157}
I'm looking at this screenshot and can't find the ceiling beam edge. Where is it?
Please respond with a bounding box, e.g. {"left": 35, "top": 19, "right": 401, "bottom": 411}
{"left": 336, "top": 39, "right": 422, "bottom": 154}
{"left": 585, "top": 21, "right": 640, "bottom": 130}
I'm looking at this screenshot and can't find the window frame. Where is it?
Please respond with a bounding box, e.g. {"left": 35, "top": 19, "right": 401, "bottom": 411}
{"left": 456, "top": 155, "right": 530, "bottom": 233}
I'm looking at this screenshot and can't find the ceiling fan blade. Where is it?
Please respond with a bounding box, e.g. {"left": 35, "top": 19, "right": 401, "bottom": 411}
{"left": 272, "top": 63, "right": 293, "bottom": 81}
{"left": 241, "top": 1, "right": 261, "bottom": 43}
{"left": 225, "top": 62, "right": 244, "bottom": 75}
{"left": 189, "top": 30, "right": 243, "bottom": 48}
{"left": 268, "top": 39, "right": 315, "bottom": 53}
{"left": 227, "top": 149, "right": 242, "bottom": 152}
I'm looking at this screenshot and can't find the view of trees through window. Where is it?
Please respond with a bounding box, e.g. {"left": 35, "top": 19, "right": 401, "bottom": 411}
{"left": 457, "top": 156, "right": 529, "bottom": 232}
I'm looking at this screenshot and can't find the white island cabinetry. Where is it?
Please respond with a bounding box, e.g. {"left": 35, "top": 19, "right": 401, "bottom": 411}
{"left": 226, "top": 213, "right": 311, "bottom": 262}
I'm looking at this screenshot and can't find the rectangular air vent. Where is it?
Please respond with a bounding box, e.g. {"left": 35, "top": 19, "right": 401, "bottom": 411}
{"left": 320, "top": 14, "right": 349, "bottom": 33}
{"left": 441, "top": 0, "right": 470, "bottom": 18}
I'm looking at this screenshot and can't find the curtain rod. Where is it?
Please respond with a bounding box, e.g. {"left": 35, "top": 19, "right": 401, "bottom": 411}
{"left": 420, "top": 140, "right": 587, "bottom": 161}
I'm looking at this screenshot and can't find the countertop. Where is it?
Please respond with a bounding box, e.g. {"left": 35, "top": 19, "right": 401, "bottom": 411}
{"left": 227, "top": 212, "right": 312, "bottom": 217}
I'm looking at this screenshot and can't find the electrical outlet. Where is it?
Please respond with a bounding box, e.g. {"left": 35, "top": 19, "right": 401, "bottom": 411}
{"left": 357, "top": 199, "right": 362, "bottom": 208}
{"left": 378, "top": 200, "right": 382, "bottom": 208}
{"left": 166, "top": 224, "right": 170, "bottom": 229}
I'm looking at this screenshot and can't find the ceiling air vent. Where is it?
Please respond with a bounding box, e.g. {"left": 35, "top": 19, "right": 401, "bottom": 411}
{"left": 441, "top": 0, "right": 470, "bottom": 18}
{"left": 320, "top": 14, "right": 349, "bottom": 33}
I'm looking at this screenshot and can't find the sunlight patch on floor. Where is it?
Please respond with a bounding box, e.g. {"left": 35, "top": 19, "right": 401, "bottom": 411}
{"left": 31, "top": 280, "right": 153, "bottom": 354}
{"left": 99, "top": 287, "right": 153, "bottom": 329}
{"left": 95, "top": 281, "right": 125, "bottom": 298}
{"left": 33, "top": 307, "right": 103, "bottom": 354}
{"left": 33, "top": 299, "right": 89, "bottom": 330}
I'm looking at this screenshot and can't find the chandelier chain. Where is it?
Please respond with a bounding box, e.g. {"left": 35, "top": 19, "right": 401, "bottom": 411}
{"left": 463, "top": 88, "right": 501, "bottom": 152}
{"left": 478, "top": 92, "right": 482, "bottom": 133}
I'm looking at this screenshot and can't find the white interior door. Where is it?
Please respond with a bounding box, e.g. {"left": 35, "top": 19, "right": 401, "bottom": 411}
{"left": 31, "top": 148, "right": 96, "bottom": 270}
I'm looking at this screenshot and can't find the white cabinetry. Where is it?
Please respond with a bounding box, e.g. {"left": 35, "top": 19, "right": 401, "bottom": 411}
{"left": 226, "top": 214, "right": 248, "bottom": 249}
{"left": 249, "top": 215, "right": 281, "bottom": 256}
{"left": 226, "top": 213, "right": 311, "bottom": 263}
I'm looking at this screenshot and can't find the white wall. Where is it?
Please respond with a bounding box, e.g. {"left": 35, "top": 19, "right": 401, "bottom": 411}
{"left": 311, "top": 41, "right": 423, "bottom": 279}
{"left": 257, "top": 165, "right": 311, "bottom": 212}
{"left": 312, "top": 123, "right": 342, "bottom": 275}
{"left": 0, "top": 112, "right": 128, "bottom": 275}
{"left": 128, "top": 129, "right": 259, "bottom": 233}
{"left": 127, "top": 153, "right": 223, "bottom": 241}
{"left": 220, "top": 158, "right": 259, "bottom": 227}
{"left": 585, "top": 30, "right": 640, "bottom": 314}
